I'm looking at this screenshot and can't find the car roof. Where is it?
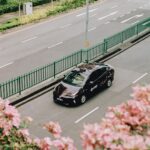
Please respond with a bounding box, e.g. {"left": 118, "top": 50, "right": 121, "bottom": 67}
{"left": 72, "top": 63, "right": 107, "bottom": 76}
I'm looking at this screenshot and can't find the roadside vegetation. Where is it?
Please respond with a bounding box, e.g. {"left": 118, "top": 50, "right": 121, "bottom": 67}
{"left": 0, "top": 0, "right": 98, "bottom": 32}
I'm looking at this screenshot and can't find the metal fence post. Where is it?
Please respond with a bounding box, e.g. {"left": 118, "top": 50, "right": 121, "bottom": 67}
{"left": 121, "top": 31, "right": 124, "bottom": 43}
{"left": 136, "top": 24, "right": 139, "bottom": 35}
{"left": 86, "top": 50, "right": 89, "bottom": 63}
{"left": 17, "top": 77, "right": 21, "bottom": 95}
{"left": 54, "top": 61, "right": 56, "bottom": 78}
{"left": 103, "top": 39, "right": 107, "bottom": 54}
{"left": 80, "top": 49, "right": 83, "bottom": 62}
{"left": 0, "top": 84, "right": 2, "bottom": 98}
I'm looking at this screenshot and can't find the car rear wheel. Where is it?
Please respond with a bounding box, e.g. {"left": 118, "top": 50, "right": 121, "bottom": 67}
{"left": 80, "top": 95, "right": 86, "bottom": 104}
{"left": 106, "top": 79, "right": 112, "bottom": 87}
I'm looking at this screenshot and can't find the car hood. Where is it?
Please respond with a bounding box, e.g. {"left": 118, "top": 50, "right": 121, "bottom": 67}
{"left": 55, "top": 82, "right": 81, "bottom": 97}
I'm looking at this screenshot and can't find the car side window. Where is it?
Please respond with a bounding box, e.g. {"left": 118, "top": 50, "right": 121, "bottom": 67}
{"left": 89, "top": 68, "right": 107, "bottom": 81}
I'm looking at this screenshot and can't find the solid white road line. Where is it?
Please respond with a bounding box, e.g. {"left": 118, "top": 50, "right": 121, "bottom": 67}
{"left": 88, "top": 27, "right": 96, "bottom": 32}
{"left": 120, "top": 14, "right": 125, "bottom": 17}
{"left": 76, "top": 8, "right": 98, "bottom": 17}
{"left": 0, "top": 62, "right": 13, "bottom": 69}
{"left": 111, "top": 5, "right": 118, "bottom": 9}
{"left": 75, "top": 106, "right": 99, "bottom": 124}
{"left": 60, "top": 24, "right": 72, "bottom": 29}
{"left": 90, "top": 14, "right": 97, "bottom": 18}
{"left": 121, "top": 14, "right": 143, "bottom": 23}
{"left": 105, "top": 21, "right": 110, "bottom": 24}
{"left": 21, "top": 36, "right": 37, "bottom": 43}
{"left": 139, "top": 6, "right": 143, "bottom": 9}
{"left": 126, "top": 11, "right": 131, "bottom": 14}
{"left": 132, "top": 73, "right": 148, "bottom": 84}
{"left": 98, "top": 11, "right": 118, "bottom": 21}
{"left": 48, "top": 42, "right": 63, "bottom": 49}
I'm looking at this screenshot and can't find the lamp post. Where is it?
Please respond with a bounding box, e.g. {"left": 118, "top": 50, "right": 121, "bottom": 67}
{"left": 52, "top": 0, "right": 53, "bottom": 10}
{"left": 85, "top": 0, "right": 90, "bottom": 47}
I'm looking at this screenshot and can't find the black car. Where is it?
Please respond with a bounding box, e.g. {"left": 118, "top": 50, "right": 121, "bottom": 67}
{"left": 53, "top": 63, "right": 114, "bottom": 106}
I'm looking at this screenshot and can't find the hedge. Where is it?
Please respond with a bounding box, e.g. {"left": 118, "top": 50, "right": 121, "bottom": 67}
{"left": 0, "top": 0, "right": 56, "bottom": 15}
{"left": 0, "top": 0, "right": 99, "bottom": 32}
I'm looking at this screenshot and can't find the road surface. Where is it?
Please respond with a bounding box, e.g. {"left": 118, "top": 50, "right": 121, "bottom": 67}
{"left": 18, "top": 36, "right": 150, "bottom": 149}
{"left": 0, "top": 0, "right": 150, "bottom": 82}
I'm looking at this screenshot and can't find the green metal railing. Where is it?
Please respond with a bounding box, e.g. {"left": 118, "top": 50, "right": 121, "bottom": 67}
{"left": 0, "top": 17, "right": 150, "bottom": 99}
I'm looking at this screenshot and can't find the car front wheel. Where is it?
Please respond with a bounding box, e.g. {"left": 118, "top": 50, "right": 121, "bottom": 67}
{"left": 80, "top": 95, "right": 86, "bottom": 104}
{"left": 106, "top": 79, "right": 112, "bottom": 87}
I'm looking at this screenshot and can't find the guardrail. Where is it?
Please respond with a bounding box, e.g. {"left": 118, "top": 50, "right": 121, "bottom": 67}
{"left": 0, "top": 17, "right": 150, "bottom": 99}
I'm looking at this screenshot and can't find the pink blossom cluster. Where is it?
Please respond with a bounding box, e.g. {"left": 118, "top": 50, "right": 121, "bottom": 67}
{"left": 34, "top": 121, "right": 77, "bottom": 150}
{"left": 0, "top": 98, "right": 76, "bottom": 149}
{"left": 0, "top": 98, "right": 21, "bottom": 136}
{"left": 81, "top": 85, "right": 150, "bottom": 150}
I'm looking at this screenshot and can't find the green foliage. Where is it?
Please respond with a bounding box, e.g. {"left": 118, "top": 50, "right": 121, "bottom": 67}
{"left": 0, "top": 0, "right": 99, "bottom": 32}
{"left": 0, "top": 18, "right": 20, "bottom": 31}
{"left": 0, "top": 0, "right": 7, "bottom": 4}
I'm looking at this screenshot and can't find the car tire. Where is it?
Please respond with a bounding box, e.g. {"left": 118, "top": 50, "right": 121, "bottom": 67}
{"left": 80, "top": 95, "right": 86, "bottom": 104}
{"left": 106, "top": 79, "right": 112, "bottom": 87}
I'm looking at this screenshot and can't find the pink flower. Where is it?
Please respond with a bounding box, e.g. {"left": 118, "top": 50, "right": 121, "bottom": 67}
{"left": 132, "top": 85, "right": 150, "bottom": 104}
{"left": 53, "top": 137, "right": 76, "bottom": 150}
{"left": 0, "top": 98, "right": 5, "bottom": 111}
{"left": 17, "top": 128, "right": 30, "bottom": 137}
{"left": 34, "top": 137, "right": 52, "bottom": 150}
{"left": 81, "top": 123, "right": 102, "bottom": 149}
{"left": 43, "top": 121, "right": 62, "bottom": 138}
{"left": 4, "top": 101, "right": 21, "bottom": 127}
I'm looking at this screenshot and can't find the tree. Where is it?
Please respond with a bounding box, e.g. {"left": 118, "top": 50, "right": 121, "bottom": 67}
{"left": 0, "top": 0, "right": 7, "bottom": 4}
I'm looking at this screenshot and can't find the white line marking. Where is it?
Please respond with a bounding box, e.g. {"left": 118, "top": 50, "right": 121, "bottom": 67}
{"left": 76, "top": 8, "right": 98, "bottom": 17}
{"left": 112, "top": 17, "right": 117, "bottom": 20}
{"left": 126, "top": 11, "right": 131, "bottom": 14}
{"left": 88, "top": 27, "right": 96, "bottom": 31}
{"left": 60, "top": 24, "right": 71, "bottom": 29}
{"left": 0, "top": 62, "right": 13, "bottom": 69}
{"left": 98, "top": 11, "right": 118, "bottom": 20}
{"left": 121, "top": 14, "right": 143, "bottom": 23}
{"left": 132, "top": 73, "right": 148, "bottom": 84}
{"left": 48, "top": 42, "right": 63, "bottom": 49}
{"left": 120, "top": 14, "right": 125, "bottom": 17}
{"left": 89, "top": 8, "right": 98, "bottom": 13}
{"left": 132, "top": 9, "right": 137, "bottom": 11}
{"left": 90, "top": 14, "right": 97, "bottom": 18}
{"left": 75, "top": 106, "right": 99, "bottom": 124}
{"left": 105, "top": 21, "right": 110, "bottom": 24}
{"left": 139, "top": 6, "right": 143, "bottom": 9}
{"left": 111, "top": 5, "right": 118, "bottom": 9}
{"left": 76, "top": 12, "right": 85, "bottom": 17}
{"left": 22, "top": 36, "right": 37, "bottom": 43}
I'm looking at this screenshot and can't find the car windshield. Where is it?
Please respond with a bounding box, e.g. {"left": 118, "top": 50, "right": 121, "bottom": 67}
{"left": 63, "top": 71, "right": 85, "bottom": 86}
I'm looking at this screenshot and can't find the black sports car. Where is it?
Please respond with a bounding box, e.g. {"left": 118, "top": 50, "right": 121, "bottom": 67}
{"left": 53, "top": 63, "right": 114, "bottom": 106}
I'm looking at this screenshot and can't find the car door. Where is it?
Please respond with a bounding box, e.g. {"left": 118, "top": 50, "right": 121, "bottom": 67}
{"left": 97, "top": 67, "right": 108, "bottom": 86}
{"left": 87, "top": 70, "right": 101, "bottom": 92}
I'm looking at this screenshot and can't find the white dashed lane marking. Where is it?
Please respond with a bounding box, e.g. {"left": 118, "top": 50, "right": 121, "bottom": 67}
{"left": 75, "top": 106, "right": 99, "bottom": 124}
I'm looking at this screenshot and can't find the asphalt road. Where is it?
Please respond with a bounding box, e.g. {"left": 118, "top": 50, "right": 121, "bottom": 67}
{"left": 0, "top": 0, "right": 150, "bottom": 82}
{"left": 18, "top": 36, "right": 150, "bottom": 149}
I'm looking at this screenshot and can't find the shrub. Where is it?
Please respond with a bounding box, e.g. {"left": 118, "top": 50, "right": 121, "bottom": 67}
{"left": 0, "top": 0, "right": 99, "bottom": 31}
{"left": 0, "top": 0, "right": 7, "bottom": 4}
{"left": 0, "top": 18, "right": 20, "bottom": 31}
